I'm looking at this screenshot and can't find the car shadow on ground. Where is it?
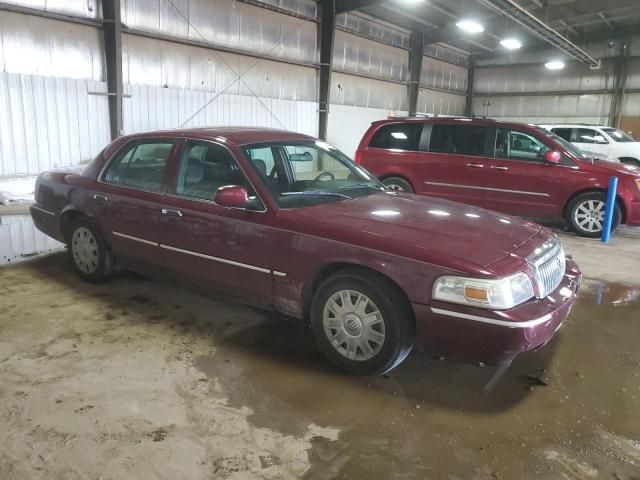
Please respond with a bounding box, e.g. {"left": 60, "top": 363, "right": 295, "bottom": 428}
{"left": 18, "top": 251, "right": 558, "bottom": 418}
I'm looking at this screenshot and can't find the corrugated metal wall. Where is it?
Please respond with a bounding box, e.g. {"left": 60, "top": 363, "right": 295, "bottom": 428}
{"left": 0, "top": 214, "right": 63, "bottom": 265}
{"left": 471, "top": 43, "right": 640, "bottom": 125}
{"left": 0, "top": 0, "right": 469, "bottom": 174}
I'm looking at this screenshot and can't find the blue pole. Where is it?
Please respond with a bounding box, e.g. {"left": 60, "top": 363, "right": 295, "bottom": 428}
{"left": 601, "top": 176, "right": 618, "bottom": 243}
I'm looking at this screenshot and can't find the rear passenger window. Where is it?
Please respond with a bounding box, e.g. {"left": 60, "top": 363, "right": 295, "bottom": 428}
{"left": 103, "top": 141, "right": 174, "bottom": 192}
{"left": 369, "top": 124, "right": 422, "bottom": 151}
{"left": 428, "top": 125, "right": 488, "bottom": 156}
{"left": 551, "top": 128, "right": 572, "bottom": 142}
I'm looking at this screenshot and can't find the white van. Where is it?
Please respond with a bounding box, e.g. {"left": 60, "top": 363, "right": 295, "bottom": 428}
{"left": 539, "top": 124, "right": 640, "bottom": 166}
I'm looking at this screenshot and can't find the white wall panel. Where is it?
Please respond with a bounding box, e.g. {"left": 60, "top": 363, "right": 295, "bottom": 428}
{"left": 123, "top": 84, "right": 318, "bottom": 137}
{"left": 326, "top": 104, "right": 407, "bottom": 158}
{"left": 417, "top": 89, "right": 466, "bottom": 116}
{"left": 0, "top": 215, "right": 63, "bottom": 265}
{"left": 622, "top": 93, "right": 640, "bottom": 117}
{"left": 0, "top": 0, "right": 99, "bottom": 18}
{"left": 331, "top": 72, "right": 407, "bottom": 110}
{"left": 122, "top": 0, "right": 317, "bottom": 64}
{"left": 0, "top": 72, "right": 110, "bottom": 176}
{"left": 0, "top": 11, "right": 104, "bottom": 81}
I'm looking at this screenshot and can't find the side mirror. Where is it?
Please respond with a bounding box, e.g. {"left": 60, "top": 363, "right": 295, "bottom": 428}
{"left": 543, "top": 150, "right": 562, "bottom": 165}
{"left": 214, "top": 185, "right": 249, "bottom": 208}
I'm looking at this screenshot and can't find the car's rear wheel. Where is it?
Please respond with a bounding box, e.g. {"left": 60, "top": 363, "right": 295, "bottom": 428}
{"left": 67, "top": 218, "right": 111, "bottom": 283}
{"left": 567, "top": 192, "right": 621, "bottom": 238}
{"left": 382, "top": 177, "right": 413, "bottom": 193}
{"left": 311, "top": 269, "right": 414, "bottom": 375}
{"left": 619, "top": 157, "right": 640, "bottom": 167}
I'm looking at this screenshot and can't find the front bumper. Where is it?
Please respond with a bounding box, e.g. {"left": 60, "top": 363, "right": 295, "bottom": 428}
{"left": 414, "top": 258, "right": 582, "bottom": 365}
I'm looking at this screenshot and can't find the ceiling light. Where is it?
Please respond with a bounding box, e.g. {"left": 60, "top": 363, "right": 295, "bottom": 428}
{"left": 545, "top": 60, "right": 565, "bottom": 70}
{"left": 456, "top": 20, "right": 485, "bottom": 34}
{"left": 500, "top": 38, "right": 522, "bottom": 50}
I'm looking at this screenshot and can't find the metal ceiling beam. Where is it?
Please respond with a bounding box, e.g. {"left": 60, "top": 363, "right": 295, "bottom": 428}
{"left": 407, "top": 31, "right": 424, "bottom": 116}
{"left": 335, "top": 0, "right": 387, "bottom": 14}
{"left": 476, "top": 0, "right": 601, "bottom": 68}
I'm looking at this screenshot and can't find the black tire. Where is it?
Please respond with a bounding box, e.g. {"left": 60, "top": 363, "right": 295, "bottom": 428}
{"left": 310, "top": 269, "right": 415, "bottom": 375}
{"left": 66, "top": 217, "right": 111, "bottom": 283}
{"left": 566, "top": 192, "right": 622, "bottom": 238}
{"left": 381, "top": 176, "right": 414, "bottom": 193}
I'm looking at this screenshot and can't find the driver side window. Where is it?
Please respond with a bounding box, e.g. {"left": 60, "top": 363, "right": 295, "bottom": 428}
{"left": 496, "top": 128, "right": 547, "bottom": 163}
{"left": 176, "top": 140, "right": 254, "bottom": 200}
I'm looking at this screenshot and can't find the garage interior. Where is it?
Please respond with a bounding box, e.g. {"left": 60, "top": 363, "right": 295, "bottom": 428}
{"left": 1, "top": 0, "right": 640, "bottom": 479}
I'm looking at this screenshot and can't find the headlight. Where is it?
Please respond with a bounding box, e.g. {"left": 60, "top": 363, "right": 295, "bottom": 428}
{"left": 432, "top": 272, "right": 534, "bottom": 310}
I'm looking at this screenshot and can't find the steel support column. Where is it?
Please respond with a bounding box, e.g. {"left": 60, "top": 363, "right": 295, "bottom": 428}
{"left": 102, "top": 0, "right": 123, "bottom": 141}
{"left": 318, "top": 0, "right": 335, "bottom": 141}
{"left": 465, "top": 58, "right": 475, "bottom": 117}
{"left": 609, "top": 39, "right": 631, "bottom": 128}
{"left": 408, "top": 31, "right": 424, "bottom": 117}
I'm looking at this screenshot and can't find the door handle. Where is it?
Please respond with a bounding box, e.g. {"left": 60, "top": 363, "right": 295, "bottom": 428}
{"left": 161, "top": 208, "right": 183, "bottom": 218}
{"left": 93, "top": 194, "right": 108, "bottom": 205}
{"left": 490, "top": 165, "right": 509, "bottom": 171}
{"left": 466, "top": 163, "right": 484, "bottom": 168}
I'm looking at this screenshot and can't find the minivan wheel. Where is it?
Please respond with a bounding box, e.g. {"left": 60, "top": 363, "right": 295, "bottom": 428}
{"left": 382, "top": 177, "right": 413, "bottom": 193}
{"left": 67, "top": 218, "right": 111, "bottom": 283}
{"left": 567, "top": 192, "right": 621, "bottom": 238}
{"left": 310, "top": 269, "right": 414, "bottom": 376}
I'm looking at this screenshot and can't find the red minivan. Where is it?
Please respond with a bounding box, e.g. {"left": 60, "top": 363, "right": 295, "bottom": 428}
{"left": 355, "top": 117, "right": 640, "bottom": 237}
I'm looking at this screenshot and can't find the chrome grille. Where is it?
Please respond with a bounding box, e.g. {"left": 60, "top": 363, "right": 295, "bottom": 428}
{"left": 527, "top": 238, "right": 566, "bottom": 299}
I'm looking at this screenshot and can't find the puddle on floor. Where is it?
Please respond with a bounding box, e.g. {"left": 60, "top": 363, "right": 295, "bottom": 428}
{"left": 0, "top": 215, "right": 63, "bottom": 265}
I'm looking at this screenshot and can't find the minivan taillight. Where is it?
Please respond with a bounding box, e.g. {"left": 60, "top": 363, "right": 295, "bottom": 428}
{"left": 354, "top": 150, "right": 363, "bottom": 164}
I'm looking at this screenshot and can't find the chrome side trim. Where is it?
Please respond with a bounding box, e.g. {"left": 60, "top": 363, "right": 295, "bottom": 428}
{"left": 485, "top": 186, "right": 549, "bottom": 197}
{"left": 272, "top": 271, "right": 287, "bottom": 277}
{"left": 424, "top": 181, "right": 483, "bottom": 191}
{"left": 423, "top": 181, "right": 549, "bottom": 197}
{"left": 430, "top": 307, "right": 552, "bottom": 328}
{"left": 31, "top": 205, "right": 56, "bottom": 216}
{"left": 112, "top": 231, "right": 159, "bottom": 246}
{"left": 159, "top": 244, "right": 271, "bottom": 274}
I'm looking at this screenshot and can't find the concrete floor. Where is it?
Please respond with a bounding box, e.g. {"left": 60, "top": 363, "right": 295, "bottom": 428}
{"left": 1, "top": 224, "right": 639, "bottom": 479}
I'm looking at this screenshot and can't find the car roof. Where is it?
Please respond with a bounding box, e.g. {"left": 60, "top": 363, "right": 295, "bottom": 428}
{"left": 124, "top": 126, "right": 316, "bottom": 146}
{"left": 370, "top": 117, "right": 541, "bottom": 129}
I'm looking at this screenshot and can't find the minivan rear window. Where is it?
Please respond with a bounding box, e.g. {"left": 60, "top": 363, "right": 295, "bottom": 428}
{"left": 429, "top": 124, "right": 488, "bottom": 156}
{"left": 369, "top": 123, "right": 422, "bottom": 151}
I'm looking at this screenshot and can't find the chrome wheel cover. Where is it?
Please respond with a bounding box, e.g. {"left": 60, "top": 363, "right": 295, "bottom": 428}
{"left": 385, "top": 182, "right": 405, "bottom": 192}
{"left": 574, "top": 199, "right": 605, "bottom": 233}
{"left": 71, "top": 227, "right": 99, "bottom": 274}
{"left": 323, "top": 290, "right": 385, "bottom": 361}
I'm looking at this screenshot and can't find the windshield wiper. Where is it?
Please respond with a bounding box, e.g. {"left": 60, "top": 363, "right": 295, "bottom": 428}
{"left": 282, "top": 191, "right": 352, "bottom": 199}
{"left": 338, "top": 183, "right": 384, "bottom": 191}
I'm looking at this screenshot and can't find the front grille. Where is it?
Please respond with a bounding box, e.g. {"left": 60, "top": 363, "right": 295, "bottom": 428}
{"left": 528, "top": 238, "right": 566, "bottom": 299}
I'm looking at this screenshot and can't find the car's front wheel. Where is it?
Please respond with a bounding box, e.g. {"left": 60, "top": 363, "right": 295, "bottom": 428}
{"left": 382, "top": 176, "right": 413, "bottom": 193}
{"left": 567, "top": 192, "right": 621, "bottom": 238}
{"left": 311, "top": 269, "right": 414, "bottom": 375}
{"left": 67, "top": 218, "right": 111, "bottom": 283}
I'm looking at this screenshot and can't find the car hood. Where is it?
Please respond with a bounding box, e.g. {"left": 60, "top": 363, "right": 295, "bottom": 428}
{"left": 285, "top": 192, "right": 542, "bottom": 271}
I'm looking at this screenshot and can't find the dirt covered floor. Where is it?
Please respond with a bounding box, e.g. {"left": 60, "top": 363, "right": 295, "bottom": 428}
{"left": 0, "top": 228, "right": 639, "bottom": 479}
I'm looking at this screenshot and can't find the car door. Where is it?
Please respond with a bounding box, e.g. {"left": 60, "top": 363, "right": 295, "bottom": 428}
{"left": 484, "top": 127, "right": 563, "bottom": 219}
{"left": 93, "top": 138, "right": 177, "bottom": 274}
{"left": 159, "top": 139, "right": 274, "bottom": 306}
{"left": 415, "top": 123, "right": 491, "bottom": 207}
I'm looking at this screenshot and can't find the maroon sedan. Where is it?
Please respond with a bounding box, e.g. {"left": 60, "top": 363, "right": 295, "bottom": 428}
{"left": 30, "top": 127, "right": 581, "bottom": 375}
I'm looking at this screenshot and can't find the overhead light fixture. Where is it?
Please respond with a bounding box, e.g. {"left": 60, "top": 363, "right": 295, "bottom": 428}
{"left": 545, "top": 60, "right": 565, "bottom": 70}
{"left": 500, "top": 38, "right": 522, "bottom": 50}
{"left": 456, "top": 20, "right": 485, "bottom": 34}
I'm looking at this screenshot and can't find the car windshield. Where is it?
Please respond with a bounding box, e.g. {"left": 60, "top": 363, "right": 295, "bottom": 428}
{"left": 535, "top": 127, "right": 586, "bottom": 159}
{"left": 242, "top": 140, "right": 384, "bottom": 208}
{"left": 601, "top": 127, "right": 635, "bottom": 142}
